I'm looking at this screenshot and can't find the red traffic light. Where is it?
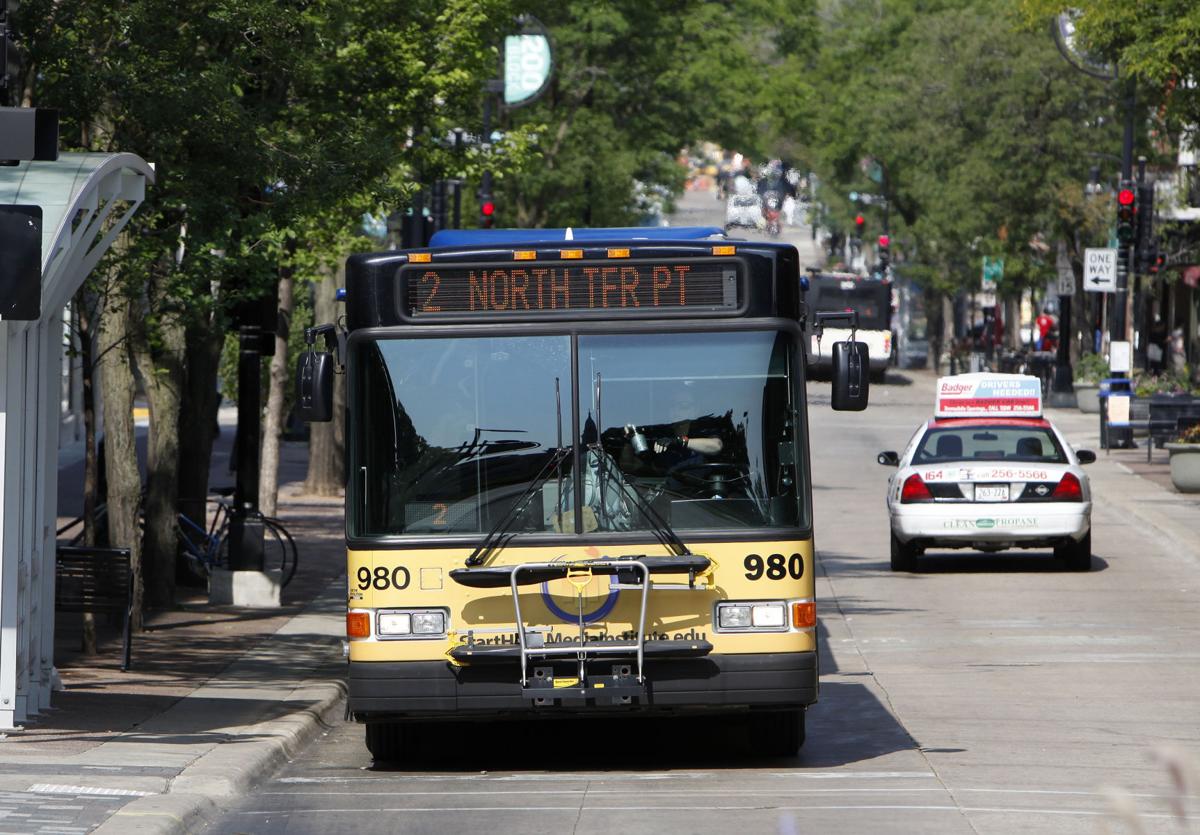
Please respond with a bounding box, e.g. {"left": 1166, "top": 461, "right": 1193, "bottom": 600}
{"left": 481, "top": 201, "right": 496, "bottom": 217}
{"left": 877, "top": 234, "right": 890, "bottom": 248}
{"left": 854, "top": 213, "right": 865, "bottom": 228}
{"left": 1117, "top": 188, "right": 1136, "bottom": 206}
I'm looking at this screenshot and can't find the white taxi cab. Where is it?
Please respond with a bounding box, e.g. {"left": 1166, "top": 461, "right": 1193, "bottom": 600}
{"left": 879, "top": 373, "right": 1095, "bottom": 572}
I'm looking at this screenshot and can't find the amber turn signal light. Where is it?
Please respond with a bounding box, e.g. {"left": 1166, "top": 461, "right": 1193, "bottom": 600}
{"left": 792, "top": 601, "right": 816, "bottom": 629}
{"left": 346, "top": 611, "right": 370, "bottom": 639}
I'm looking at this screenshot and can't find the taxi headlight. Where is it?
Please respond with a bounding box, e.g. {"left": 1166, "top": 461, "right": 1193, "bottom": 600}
{"left": 377, "top": 609, "right": 447, "bottom": 638}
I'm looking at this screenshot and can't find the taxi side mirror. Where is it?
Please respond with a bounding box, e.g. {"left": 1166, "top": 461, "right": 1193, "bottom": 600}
{"left": 877, "top": 450, "right": 900, "bottom": 467}
{"left": 296, "top": 350, "right": 335, "bottom": 422}
{"left": 831, "top": 341, "right": 869, "bottom": 411}
{"left": 1076, "top": 449, "right": 1096, "bottom": 465}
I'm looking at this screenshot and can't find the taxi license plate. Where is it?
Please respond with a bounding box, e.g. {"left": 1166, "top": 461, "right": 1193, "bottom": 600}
{"left": 975, "top": 485, "right": 1009, "bottom": 502}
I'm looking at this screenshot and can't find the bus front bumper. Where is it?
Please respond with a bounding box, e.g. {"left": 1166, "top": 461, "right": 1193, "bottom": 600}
{"left": 348, "top": 652, "right": 817, "bottom": 722}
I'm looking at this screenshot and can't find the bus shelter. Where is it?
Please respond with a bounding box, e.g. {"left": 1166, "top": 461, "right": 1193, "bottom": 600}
{"left": 0, "top": 152, "right": 154, "bottom": 728}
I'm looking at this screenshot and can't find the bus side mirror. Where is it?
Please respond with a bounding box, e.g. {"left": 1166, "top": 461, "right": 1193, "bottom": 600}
{"left": 831, "top": 341, "right": 869, "bottom": 411}
{"left": 296, "top": 350, "right": 335, "bottom": 422}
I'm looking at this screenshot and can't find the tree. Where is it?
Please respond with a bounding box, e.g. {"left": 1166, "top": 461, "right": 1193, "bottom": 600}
{"left": 496, "top": 1, "right": 816, "bottom": 228}
{"left": 805, "top": 0, "right": 1120, "bottom": 365}
{"left": 17, "top": 0, "right": 525, "bottom": 613}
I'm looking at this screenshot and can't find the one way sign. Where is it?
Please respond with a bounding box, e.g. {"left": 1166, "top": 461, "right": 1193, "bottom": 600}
{"left": 1084, "top": 247, "right": 1117, "bottom": 293}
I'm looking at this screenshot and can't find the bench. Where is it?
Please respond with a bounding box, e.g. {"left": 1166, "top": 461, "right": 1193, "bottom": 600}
{"left": 1145, "top": 397, "right": 1200, "bottom": 463}
{"left": 55, "top": 546, "right": 135, "bottom": 671}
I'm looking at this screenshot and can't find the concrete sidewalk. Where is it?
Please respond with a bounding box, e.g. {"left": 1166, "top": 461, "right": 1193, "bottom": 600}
{"left": 0, "top": 427, "right": 348, "bottom": 834}
{"left": 1045, "top": 400, "right": 1200, "bottom": 569}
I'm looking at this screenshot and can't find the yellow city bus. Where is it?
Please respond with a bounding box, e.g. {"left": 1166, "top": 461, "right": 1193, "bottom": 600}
{"left": 296, "top": 226, "right": 868, "bottom": 760}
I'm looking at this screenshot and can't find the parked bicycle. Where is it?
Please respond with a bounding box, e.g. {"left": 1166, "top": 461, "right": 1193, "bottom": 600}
{"left": 58, "top": 488, "right": 298, "bottom": 587}
{"left": 176, "top": 488, "right": 298, "bottom": 587}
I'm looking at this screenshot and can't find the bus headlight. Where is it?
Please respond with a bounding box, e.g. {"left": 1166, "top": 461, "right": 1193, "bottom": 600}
{"left": 716, "top": 602, "right": 788, "bottom": 632}
{"left": 412, "top": 611, "right": 446, "bottom": 634}
{"left": 376, "top": 609, "right": 448, "bottom": 639}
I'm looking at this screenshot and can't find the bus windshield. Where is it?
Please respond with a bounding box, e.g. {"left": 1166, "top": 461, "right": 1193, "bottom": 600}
{"left": 809, "top": 277, "right": 890, "bottom": 330}
{"left": 351, "top": 330, "right": 805, "bottom": 538}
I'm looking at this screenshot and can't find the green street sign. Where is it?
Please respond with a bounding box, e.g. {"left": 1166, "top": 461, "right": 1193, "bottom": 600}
{"left": 981, "top": 256, "right": 1004, "bottom": 290}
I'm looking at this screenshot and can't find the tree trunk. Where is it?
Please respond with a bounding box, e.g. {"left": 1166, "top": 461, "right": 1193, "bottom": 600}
{"left": 1004, "top": 296, "right": 1021, "bottom": 350}
{"left": 73, "top": 289, "right": 99, "bottom": 654}
{"left": 99, "top": 287, "right": 145, "bottom": 631}
{"left": 304, "top": 260, "right": 345, "bottom": 495}
{"left": 132, "top": 299, "right": 186, "bottom": 609}
{"left": 178, "top": 317, "right": 224, "bottom": 543}
{"left": 260, "top": 265, "right": 294, "bottom": 516}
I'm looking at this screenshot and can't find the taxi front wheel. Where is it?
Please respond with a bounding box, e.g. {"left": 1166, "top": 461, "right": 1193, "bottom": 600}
{"left": 1055, "top": 530, "right": 1092, "bottom": 572}
{"left": 890, "top": 531, "right": 919, "bottom": 572}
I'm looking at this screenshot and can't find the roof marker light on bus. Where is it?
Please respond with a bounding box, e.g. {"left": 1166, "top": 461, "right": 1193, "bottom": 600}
{"left": 409, "top": 252, "right": 432, "bottom": 263}
{"left": 514, "top": 250, "right": 536, "bottom": 261}
{"left": 607, "top": 248, "right": 630, "bottom": 258}
{"left": 560, "top": 249, "right": 583, "bottom": 259}
{"left": 712, "top": 245, "right": 736, "bottom": 256}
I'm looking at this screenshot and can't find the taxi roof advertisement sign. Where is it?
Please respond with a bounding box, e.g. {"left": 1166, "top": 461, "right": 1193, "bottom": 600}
{"left": 935, "top": 374, "right": 1042, "bottom": 417}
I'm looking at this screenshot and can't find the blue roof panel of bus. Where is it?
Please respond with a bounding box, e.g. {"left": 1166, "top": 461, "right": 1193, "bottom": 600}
{"left": 427, "top": 226, "right": 725, "bottom": 248}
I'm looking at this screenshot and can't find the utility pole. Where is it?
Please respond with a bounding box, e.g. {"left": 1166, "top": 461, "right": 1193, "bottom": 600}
{"left": 1113, "top": 77, "right": 1136, "bottom": 353}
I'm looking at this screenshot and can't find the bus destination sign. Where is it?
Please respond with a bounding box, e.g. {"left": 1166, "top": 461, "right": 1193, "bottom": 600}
{"left": 403, "top": 260, "right": 738, "bottom": 318}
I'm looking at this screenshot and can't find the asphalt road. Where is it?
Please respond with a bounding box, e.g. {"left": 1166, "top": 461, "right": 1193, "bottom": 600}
{"left": 202, "top": 197, "right": 1200, "bottom": 834}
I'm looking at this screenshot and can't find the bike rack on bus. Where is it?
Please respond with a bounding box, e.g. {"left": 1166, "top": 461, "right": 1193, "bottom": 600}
{"left": 449, "top": 555, "right": 714, "bottom": 705}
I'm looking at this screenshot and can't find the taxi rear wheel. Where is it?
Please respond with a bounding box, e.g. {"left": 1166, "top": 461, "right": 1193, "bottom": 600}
{"left": 1056, "top": 530, "right": 1092, "bottom": 572}
{"left": 890, "top": 531, "right": 918, "bottom": 572}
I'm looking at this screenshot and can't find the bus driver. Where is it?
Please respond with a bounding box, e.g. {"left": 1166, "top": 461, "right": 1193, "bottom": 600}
{"left": 625, "top": 387, "right": 725, "bottom": 471}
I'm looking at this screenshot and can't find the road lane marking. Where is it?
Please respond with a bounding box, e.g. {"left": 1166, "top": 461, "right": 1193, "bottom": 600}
{"left": 231, "top": 804, "right": 1181, "bottom": 819}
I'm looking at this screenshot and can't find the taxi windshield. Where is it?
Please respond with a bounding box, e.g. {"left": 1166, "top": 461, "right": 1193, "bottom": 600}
{"left": 914, "top": 424, "right": 1066, "bottom": 465}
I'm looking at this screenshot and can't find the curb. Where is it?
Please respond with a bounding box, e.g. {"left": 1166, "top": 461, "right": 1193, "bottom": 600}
{"left": 96, "top": 677, "right": 347, "bottom": 834}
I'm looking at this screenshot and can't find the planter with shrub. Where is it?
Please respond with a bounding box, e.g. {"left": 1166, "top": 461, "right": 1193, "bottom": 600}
{"left": 1073, "top": 353, "right": 1109, "bottom": 414}
{"left": 1166, "top": 423, "right": 1200, "bottom": 493}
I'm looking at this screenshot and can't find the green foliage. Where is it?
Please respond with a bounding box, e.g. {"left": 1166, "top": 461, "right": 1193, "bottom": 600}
{"left": 1073, "top": 351, "right": 1110, "bottom": 384}
{"left": 1133, "top": 367, "right": 1196, "bottom": 397}
{"left": 806, "top": 0, "right": 1119, "bottom": 297}
{"left": 1020, "top": 0, "right": 1200, "bottom": 128}
{"left": 497, "top": 0, "right": 818, "bottom": 227}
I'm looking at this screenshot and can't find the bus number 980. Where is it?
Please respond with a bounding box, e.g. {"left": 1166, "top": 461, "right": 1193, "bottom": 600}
{"left": 744, "top": 553, "right": 805, "bottom": 581}
{"left": 356, "top": 566, "right": 411, "bottom": 591}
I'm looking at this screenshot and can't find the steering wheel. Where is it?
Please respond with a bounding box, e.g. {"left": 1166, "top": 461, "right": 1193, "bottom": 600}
{"left": 666, "top": 462, "right": 750, "bottom": 494}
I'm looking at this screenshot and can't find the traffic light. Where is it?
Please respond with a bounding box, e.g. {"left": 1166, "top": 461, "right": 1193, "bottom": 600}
{"left": 480, "top": 197, "right": 495, "bottom": 229}
{"left": 1116, "top": 181, "right": 1137, "bottom": 244}
{"left": 854, "top": 213, "right": 865, "bottom": 235}
{"left": 877, "top": 234, "right": 890, "bottom": 270}
{"left": 1135, "top": 182, "right": 1155, "bottom": 273}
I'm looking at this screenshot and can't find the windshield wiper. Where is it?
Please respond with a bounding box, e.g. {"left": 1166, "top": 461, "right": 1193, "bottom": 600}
{"left": 465, "top": 380, "right": 570, "bottom": 568}
{"left": 464, "top": 444, "right": 570, "bottom": 567}
{"left": 589, "top": 447, "right": 692, "bottom": 557}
